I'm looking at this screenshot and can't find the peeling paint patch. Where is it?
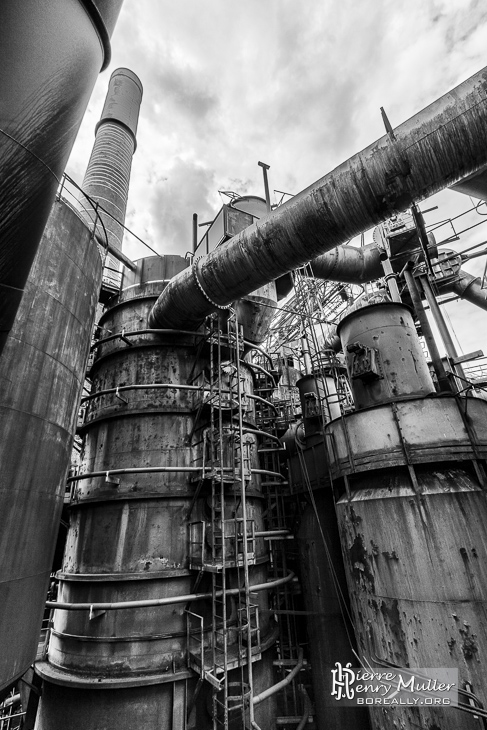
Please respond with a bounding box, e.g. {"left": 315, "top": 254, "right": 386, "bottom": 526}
{"left": 349, "top": 534, "right": 375, "bottom": 591}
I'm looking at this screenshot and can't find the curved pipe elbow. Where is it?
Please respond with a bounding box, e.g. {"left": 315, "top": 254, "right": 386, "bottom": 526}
{"left": 307, "top": 243, "right": 382, "bottom": 284}
{"left": 445, "top": 270, "right": 487, "bottom": 311}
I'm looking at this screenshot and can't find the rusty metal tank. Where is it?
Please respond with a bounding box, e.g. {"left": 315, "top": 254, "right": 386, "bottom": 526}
{"left": 296, "top": 372, "right": 341, "bottom": 438}
{"left": 326, "top": 302, "right": 487, "bottom": 730}
{"left": 337, "top": 302, "right": 435, "bottom": 409}
{"left": 0, "top": 201, "right": 102, "bottom": 695}
{"left": 36, "top": 255, "right": 277, "bottom": 730}
{"left": 0, "top": 0, "right": 123, "bottom": 355}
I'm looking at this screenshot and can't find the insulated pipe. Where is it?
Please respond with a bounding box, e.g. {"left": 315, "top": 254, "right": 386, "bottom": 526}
{"left": 149, "top": 66, "right": 487, "bottom": 331}
{"left": 0, "top": 0, "right": 124, "bottom": 356}
{"left": 308, "top": 243, "right": 382, "bottom": 284}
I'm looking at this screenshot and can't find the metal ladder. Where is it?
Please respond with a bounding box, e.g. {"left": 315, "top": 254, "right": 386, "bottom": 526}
{"left": 187, "top": 312, "right": 259, "bottom": 729}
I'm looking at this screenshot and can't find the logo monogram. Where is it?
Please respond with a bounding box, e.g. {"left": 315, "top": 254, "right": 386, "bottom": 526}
{"left": 330, "top": 662, "right": 356, "bottom": 700}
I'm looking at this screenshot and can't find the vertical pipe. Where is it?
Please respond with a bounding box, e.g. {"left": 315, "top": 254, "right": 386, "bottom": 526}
{"left": 379, "top": 253, "right": 401, "bottom": 303}
{"left": 193, "top": 213, "right": 198, "bottom": 253}
{"left": 258, "top": 162, "right": 271, "bottom": 214}
{"left": 403, "top": 264, "right": 452, "bottom": 393}
{"left": 301, "top": 335, "right": 312, "bottom": 375}
{"left": 419, "top": 274, "right": 467, "bottom": 384}
{"left": 0, "top": 0, "right": 123, "bottom": 357}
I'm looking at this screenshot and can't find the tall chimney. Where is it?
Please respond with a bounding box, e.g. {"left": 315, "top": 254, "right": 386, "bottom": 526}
{"left": 80, "top": 68, "right": 143, "bottom": 284}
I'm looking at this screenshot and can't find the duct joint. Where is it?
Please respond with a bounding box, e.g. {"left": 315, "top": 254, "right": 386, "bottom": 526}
{"left": 192, "top": 257, "right": 231, "bottom": 310}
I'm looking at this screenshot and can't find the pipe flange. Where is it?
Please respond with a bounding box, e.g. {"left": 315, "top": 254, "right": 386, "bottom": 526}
{"left": 192, "top": 257, "right": 231, "bottom": 310}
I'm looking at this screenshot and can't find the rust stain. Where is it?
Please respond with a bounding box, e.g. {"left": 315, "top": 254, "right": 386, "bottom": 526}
{"left": 349, "top": 534, "right": 375, "bottom": 592}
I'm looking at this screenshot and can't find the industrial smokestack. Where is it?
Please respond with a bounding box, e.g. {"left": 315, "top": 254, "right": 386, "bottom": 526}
{"left": 0, "top": 0, "right": 124, "bottom": 357}
{"left": 79, "top": 68, "right": 143, "bottom": 284}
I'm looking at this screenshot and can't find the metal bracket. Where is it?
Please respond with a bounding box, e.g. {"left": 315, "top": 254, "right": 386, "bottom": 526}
{"left": 89, "top": 605, "right": 107, "bottom": 620}
{"left": 303, "top": 391, "right": 321, "bottom": 419}
{"left": 104, "top": 472, "right": 121, "bottom": 487}
{"left": 347, "top": 342, "right": 383, "bottom": 382}
{"left": 119, "top": 328, "right": 133, "bottom": 347}
{"left": 115, "top": 387, "right": 128, "bottom": 403}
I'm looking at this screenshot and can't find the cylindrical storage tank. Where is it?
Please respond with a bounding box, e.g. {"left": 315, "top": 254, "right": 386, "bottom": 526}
{"left": 0, "top": 0, "right": 123, "bottom": 355}
{"left": 36, "top": 256, "right": 277, "bottom": 729}
{"left": 325, "top": 302, "right": 487, "bottom": 729}
{"left": 337, "top": 302, "right": 435, "bottom": 409}
{"left": 0, "top": 201, "right": 102, "bottom": 694}
{"left": 297, "top": 492, "right": 370, "bottom": 730}
{"left": 296, "top": 372, "right": 340, "bottom": 437}
{"left": 336, "top": 460, "right": 487, "bottom": 730}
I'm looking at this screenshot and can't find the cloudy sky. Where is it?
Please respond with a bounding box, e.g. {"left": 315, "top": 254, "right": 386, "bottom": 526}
{"left": 67, "top": 0, "right": 487, "bottom": 358}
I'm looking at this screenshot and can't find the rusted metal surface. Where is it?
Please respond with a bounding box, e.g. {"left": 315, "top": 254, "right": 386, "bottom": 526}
{"left": 326, "top": 303, "right": 487, "bottom": 729}
{"left": 0, "top": 0, "right": 123, "bottom": 355}
{"left": 297, "top": 373, "right": 340, "bottom": 437}
{"left": 326, "top": 394, "right": 487, "bottom": 478}
{"left": 297, "top": 494, "right": 370, "bottom": 730}
{"left": 337, "top": 464, "right": 487, "bottom": 730}
{"left": 235, "top": 281, "right": 277, "bottom": 345}
{"left": 149, "top": 66, "right": 487, "bottom": 331}
{"left": 450, "top": 163, "right": 487, "bottom": 200}
{"left": 35, "top": 680, "right": 191, "bottom": 730}
{"left": 338, "top": 302, "right": 435, "bottom": 409}
{"left": 0, "top": 202, "right": 102, "bottom": 693}
{"left": 38, "top": 256, "right": 275, "bottom": 729}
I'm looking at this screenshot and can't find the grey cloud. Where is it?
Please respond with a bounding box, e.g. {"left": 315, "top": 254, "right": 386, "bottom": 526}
{"left": 149, "top": 157, "right": 217, "bottom": 256}
{"left": 151, "top": 63, "right": 218, "bottom": 121}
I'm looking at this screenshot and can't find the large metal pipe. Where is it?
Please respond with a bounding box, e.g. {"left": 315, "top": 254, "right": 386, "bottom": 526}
{"left": 309, "top": 243, "right": 382, "bottom": 284}
{"left": 0, "top": 0, "right": 123, "bottom": 357}
{"left": 446, "top": 270, "right": 487, "bottom": 311}
{"left": 149, "top": 66, "right": 487, "bottom": 331}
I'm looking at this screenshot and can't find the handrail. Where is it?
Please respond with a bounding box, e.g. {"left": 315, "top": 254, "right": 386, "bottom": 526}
{"left": 67, "top": 465, "right": 286, "bottom": 483}
{"left": 45, "top": 571, "right": 295, "bottom": 611}
{"left": 252, "top": 648, "right": 304, "bottom": 705}
{"left": 91, "top": 328, "right": 207, "bottom": 349}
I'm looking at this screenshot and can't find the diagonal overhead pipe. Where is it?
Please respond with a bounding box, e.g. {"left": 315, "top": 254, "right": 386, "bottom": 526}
{"left": 150, "top": 66, "right": 487, "bottom": 331}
